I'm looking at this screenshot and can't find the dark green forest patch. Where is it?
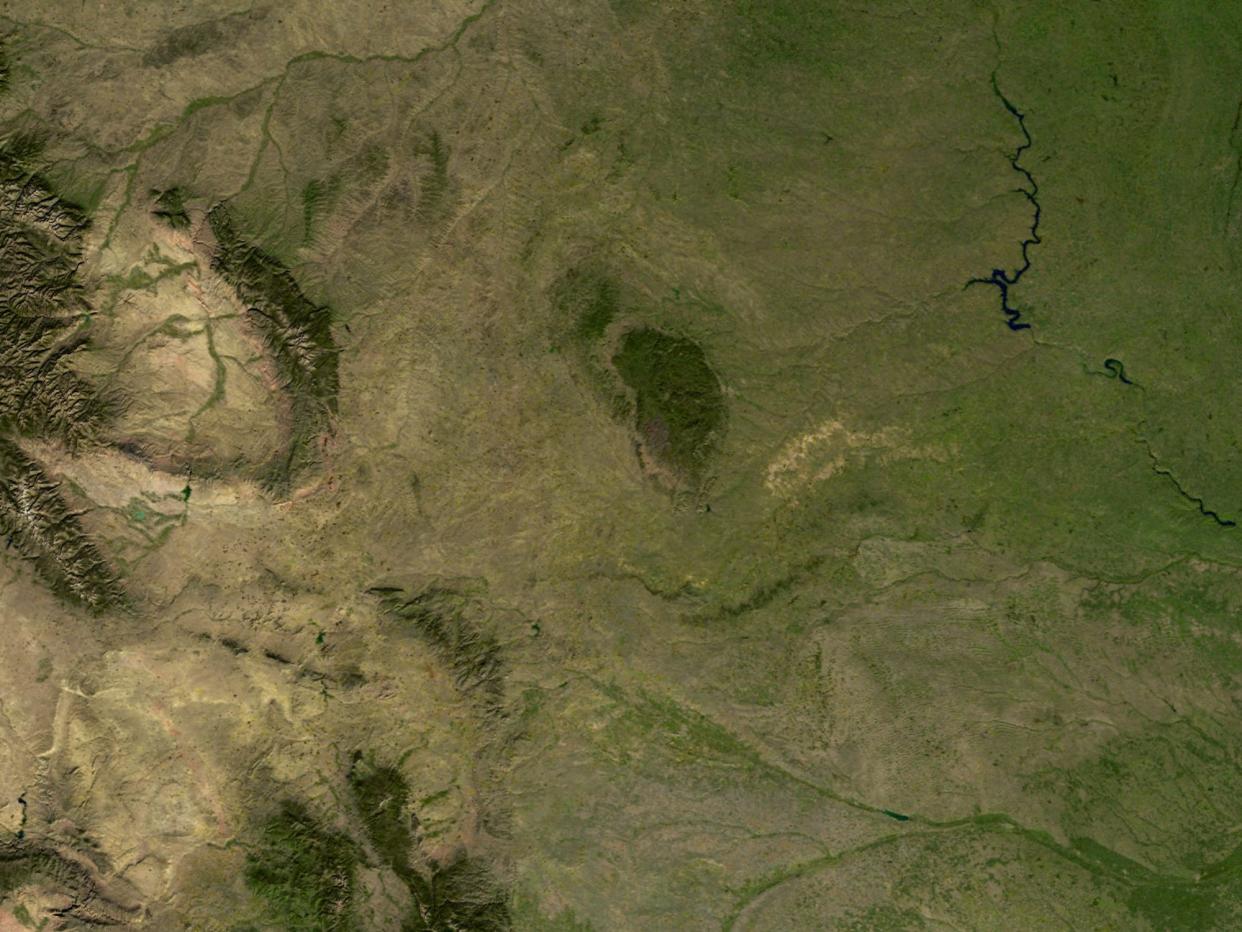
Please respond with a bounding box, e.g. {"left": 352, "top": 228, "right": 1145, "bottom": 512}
{"left": 612, "top": 327, "right": 724, "bottom": 483}
{"left": 0, "top": 136, "right": 123, "bottom": 610}
{"left": 243, "top": 800, "right": 358, "bottom": 931}
{"left": 151, "top": 186, "right": 191, "bottom": 229}
{"left": 208, "top": 204, "right": 338, "bottom": 493}
{"left": 347, "top": 753, "right": 510, "bottom": 930}
{"left": 402, "top": 852, "right": 511, "bottom": 932}
{"left": 348, "top": 754, "right": 415, "bottom": 880}
{"left": 552, "top": 266, "right": 621, "bottom": 344}
{"left": 0, "top": 438, "right": 124, "bottom": 611}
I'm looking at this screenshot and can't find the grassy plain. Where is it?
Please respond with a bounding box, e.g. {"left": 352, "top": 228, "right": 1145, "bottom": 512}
{"left": 0, "top": 0, "right": 1238, "bottom": 929}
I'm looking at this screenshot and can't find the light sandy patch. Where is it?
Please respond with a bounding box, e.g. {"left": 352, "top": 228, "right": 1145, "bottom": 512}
{"left": 765, "top": 418, "right": 905, "bottom": 496}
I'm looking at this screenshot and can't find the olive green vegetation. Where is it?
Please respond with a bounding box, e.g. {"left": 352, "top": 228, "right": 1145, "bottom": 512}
{"left": 0, "top": 148, "right": 112, "bottom": 444}
{"left": 364, "top": 586, "right": 513, "bottom": 926}
{"left": 415, "top": 130, "right": 452, "bottom": 225}
{"left": 729, "top": 0, "right": 835, "bottom": 72}
{"left": 347, "top": 752, "right": 511, "bottom": 931}
{"left": 608, "top": 0, "right": 835, "bottom": 68}
{"left": 510, "top": 893, "right": 594, "bottom": 932}
{"left": 0, "top": 438, "right": 125, "bottom": 611}
{"left": 402, "top": 853, "right": 511, "bottom": 932}
{"left": 374, "top": 585, "right": 504, "bottom": 715}
{"left": 151, "top": 186, "right": 191, "bottom": 229}
{"left": 523, "top": 3, "right": 1242, "bottom": 925}
{"left": 141, "top": 8, "right": 266, "bottom": 69}
{"left": 5, "top": 0, "right": 1242, "bottom": 928}
{"left": 243, "top": 801, "right": 358, "bottom": 932}
{"left": 1128, "top": 884, "right": 1222, "bottom": 932}
{"left": 553, "top": 267, "right": 620, "bottom": 344}
{"left": 986, "top": 2, "right": 1242, "bottom": 541}
{"left": 0, "top": 128, "right": 46, "bottom": 164}
{"left": 0, "top": 845, "right": 38, "bottom": 897}
{"left": 0, "top": 840, "right": 131, "bottom": 924}
{"left": 0, "top": 134, "right": 123, "bottom": 611}
{"left": 611, "top": 327, "right": 724, "bottom": 481}
{"left": 548, "top": 266, "right": 633, "bottom": 424}
{"left": 208, "top": 203, "right": 338, "bottom": 492}
{"left": 837, "top": 905, "right": 929, "bottom": 931}
{"left": 348, "top": 754, "right": 414, "bottom": 879}
{"left": 1066, "top": 838, "right": 1242, "bottom": 931}
{"left": 301, "top": 176, "right": 341, "bottom": 245}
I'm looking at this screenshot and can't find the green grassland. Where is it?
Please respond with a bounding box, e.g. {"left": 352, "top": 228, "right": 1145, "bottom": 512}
{"left": 0, "top": 0, "right": 1240, "bottom": 929}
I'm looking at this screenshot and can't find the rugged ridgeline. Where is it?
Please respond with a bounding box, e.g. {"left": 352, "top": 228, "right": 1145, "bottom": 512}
{"left": 243, "top": 777, "right": 510, "bottom": 932}
{"left": 0, "top": 438, "right": 124, "bottom": 611}
{"left": 239, "top": 582, "right": 513, "bottom": 930}
{"left": 367, "top": 582, "right": 513, "bottom": 930}
{"left": 0, "top": 137, "right": 123, "bottom": 611}
{"left": 207, "top": 204, "right": 339, "bottom": 494}
{"left": 0, "top": 140, "right": 110, "bottom": 442}
{"left": 0, "top": 839, "right": 139, "bottom": 926}
{"left": 349, "top": 753, "right": 511, "bottom": 932}
{"left": 373, "top": 583, "right": 506, "bottom": 720}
